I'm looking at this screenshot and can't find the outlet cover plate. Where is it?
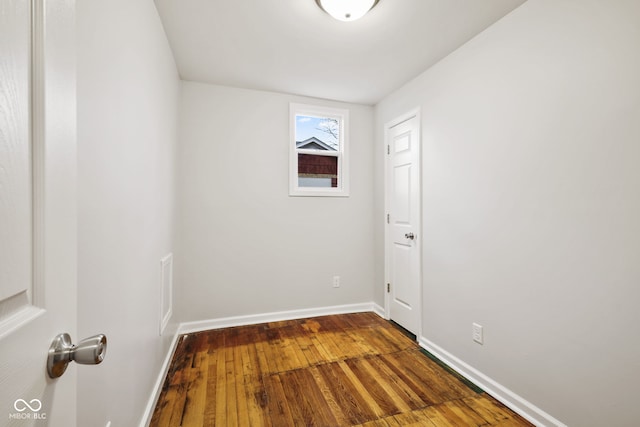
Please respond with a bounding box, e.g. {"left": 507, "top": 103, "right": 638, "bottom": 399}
{"left": 472, "top": 323, "right": 483, "bottom": 345}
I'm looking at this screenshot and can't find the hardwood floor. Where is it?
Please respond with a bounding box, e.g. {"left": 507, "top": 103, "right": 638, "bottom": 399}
{"left": 150, "top": 313, "right": 532, "bottom": 426}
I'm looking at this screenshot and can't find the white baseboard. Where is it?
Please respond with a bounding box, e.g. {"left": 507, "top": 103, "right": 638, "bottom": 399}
{"left": 138, "top": 331, "right": 181, "bottom": 427}
{"left": 178, "top": 302, "right": 384, "bottom": 334}
{"left": 140, "top": 301, "right": 384, "bottom": 426}
{"left": 418, "top": 337, "right": 566, "bottom": 427}
{"left": 372, "top": 301, "right": 386, "bottom": 318}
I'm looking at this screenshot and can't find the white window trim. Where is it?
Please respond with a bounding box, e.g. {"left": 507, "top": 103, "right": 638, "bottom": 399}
{"left": 289, "top": 103, "right": 350, "bottom": 197}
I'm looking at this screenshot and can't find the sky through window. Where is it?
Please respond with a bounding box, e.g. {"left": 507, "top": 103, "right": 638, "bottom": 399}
{"left": 296, "top": 115, "right": 339, "bottom": 150}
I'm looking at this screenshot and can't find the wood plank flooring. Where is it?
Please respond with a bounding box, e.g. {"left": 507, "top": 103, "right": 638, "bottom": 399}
{"left": 150, "top": 313, "right": 532, "bottom": 426}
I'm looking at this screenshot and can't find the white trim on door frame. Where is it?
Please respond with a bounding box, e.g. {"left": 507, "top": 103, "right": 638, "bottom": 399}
{"left": 384, "top": 107, "right": 422, "bottom": 337}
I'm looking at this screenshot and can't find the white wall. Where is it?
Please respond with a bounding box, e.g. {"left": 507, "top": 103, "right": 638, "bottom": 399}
{"left": 375, "top": 1, "right": 640, "bottom": 426}
{"left": 76, "top": 0, "right": 179, "bottom": 425}
{"left": 177, "top": 82, "right": 375, "bottom": 322}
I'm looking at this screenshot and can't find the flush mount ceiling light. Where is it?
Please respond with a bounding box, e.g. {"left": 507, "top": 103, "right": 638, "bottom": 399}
{"left": 315, "top": 0, "right": 380, "bottom": 22}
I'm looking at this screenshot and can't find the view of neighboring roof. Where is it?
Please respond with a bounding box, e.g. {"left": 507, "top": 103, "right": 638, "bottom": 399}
{"left": 295, "top": 137, "right": 337, "bottom": 151}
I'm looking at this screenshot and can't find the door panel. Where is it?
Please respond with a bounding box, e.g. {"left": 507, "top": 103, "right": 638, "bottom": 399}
{"left": 394, "top": 132, "right": 410, "bottom": 153}
{"left": 0, "top": 0, "right": 32, "bottom": 315}
{"left": 393, "top": 164, "right": 411, "bottom": 223}
{"left": 0, "top": 1, "right": 77, "bottom": 425}
{"left": 386, "top": 112, "right": 421, "bottom": 335}
{"left": 392, "top": 243, "right": 412, "bottom": 307}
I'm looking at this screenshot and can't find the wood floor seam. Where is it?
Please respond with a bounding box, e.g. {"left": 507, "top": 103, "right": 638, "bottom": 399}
{"left": 150, "top": 312, "right": 532, "bottom": 427}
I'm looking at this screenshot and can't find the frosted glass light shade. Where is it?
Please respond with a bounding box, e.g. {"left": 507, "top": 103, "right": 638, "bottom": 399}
{"left": 316, "top": 0, "right": 379, "bottom": 22}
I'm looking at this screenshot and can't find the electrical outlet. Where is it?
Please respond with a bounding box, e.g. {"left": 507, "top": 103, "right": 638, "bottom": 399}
{"left": 472, "top": 323, "right": 483, "bottom": 345}
{"left": 332, "top": 276, "right": 340, "bottom": 288}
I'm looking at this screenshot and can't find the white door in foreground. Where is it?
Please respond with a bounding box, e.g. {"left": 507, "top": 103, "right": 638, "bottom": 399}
{"left": 0, "top": 1, "right": 78, "bottom": 425}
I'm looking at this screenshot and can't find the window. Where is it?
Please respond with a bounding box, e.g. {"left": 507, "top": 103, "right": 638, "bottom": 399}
{"left": 290, "top": 103, "right": 349, "bottom": 197}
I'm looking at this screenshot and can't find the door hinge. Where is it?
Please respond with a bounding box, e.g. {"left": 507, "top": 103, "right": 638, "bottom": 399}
{"left": 387, "top": 283, "right": 390, "bottom": 293}
{"left": 387, "top": 145, "right": 390, "bottom": 155}
{"left": 386, "top": 213, "right": 390, "bottom": 224}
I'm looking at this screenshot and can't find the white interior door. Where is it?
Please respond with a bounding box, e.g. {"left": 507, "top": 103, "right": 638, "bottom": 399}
{"left": 0, "top": 1, "right": 77, "bottom": 425}
{"left": 385, "top": 110, "right": 421, "bottom": 335}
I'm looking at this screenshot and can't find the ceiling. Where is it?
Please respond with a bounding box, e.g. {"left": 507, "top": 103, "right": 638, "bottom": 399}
{"left": 154, "top": 0, "right": 526, "bottom": 105}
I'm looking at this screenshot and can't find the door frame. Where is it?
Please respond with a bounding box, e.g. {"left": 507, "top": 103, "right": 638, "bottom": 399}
{"left": 384, "top": 107, "right": 422, "bottom": 337}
